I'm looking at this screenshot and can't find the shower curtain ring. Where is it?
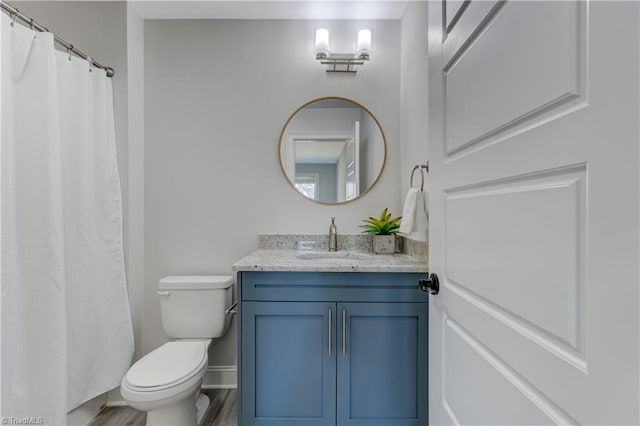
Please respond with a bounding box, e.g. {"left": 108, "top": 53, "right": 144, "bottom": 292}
{"left": 10, "top": 11, "right": 18, "bottom": 27}
{"left": 87, "top": 57, "right": 93, "bottom": 73}
{"left": 67, "top": 45, "right": 73, "bottom": 61}
{"left": 29, "top": 18, "right": 34, "bottom": 29}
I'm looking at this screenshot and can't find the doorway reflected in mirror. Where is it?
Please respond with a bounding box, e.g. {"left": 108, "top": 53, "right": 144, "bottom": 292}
{"left": 279, "top": 97, "right": 387, "bottom": 204}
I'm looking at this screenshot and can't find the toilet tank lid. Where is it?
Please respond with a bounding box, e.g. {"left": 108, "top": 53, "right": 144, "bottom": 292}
{"left": 159, "top": 275, "right": 233, "bottom": 290}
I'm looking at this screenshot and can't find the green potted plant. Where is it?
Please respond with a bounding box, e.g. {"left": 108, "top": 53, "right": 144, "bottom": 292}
{"left": 360, "top": 208, "right": 402, "bottom": 254}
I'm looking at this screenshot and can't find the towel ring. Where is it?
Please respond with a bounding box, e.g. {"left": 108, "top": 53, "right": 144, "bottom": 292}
{"left": 410, "top": 163, "right": 429, "bottom": 192}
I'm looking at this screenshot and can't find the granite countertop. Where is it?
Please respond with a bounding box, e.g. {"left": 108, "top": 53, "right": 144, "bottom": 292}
{"left": 232, "top": 249, "right": 428, "bottom": 273}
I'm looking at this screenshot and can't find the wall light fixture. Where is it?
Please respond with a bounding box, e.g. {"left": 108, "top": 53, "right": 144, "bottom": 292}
{"left": 314, "top": 28, "right": 372, "bottom": 73}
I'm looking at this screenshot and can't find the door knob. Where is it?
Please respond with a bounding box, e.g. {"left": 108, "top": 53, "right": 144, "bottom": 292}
{"left": 418, "top": 273, "right": 439, "bottom": 295}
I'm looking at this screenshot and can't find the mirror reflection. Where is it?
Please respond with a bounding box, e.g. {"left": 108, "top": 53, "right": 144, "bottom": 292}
{"left": 279, "top": 97, "right": 386, "bottom": 204}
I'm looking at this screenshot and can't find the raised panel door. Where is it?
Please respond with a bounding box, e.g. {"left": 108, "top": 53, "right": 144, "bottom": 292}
{"left": 337, "top": 302, "right": 428, "bottom": 426}
{"left": 241, "top": 301, "right": 336, "bottom": 426}
{"left": 429, "top": 1, "right": 639, "bottom": 423}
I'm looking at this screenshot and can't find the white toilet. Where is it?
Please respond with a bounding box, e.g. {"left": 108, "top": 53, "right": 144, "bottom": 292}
{"left": 121, "top": 275, "right": 234, "bottom": 425}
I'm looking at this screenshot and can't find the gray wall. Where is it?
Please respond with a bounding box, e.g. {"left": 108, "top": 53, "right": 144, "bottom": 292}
{"left": 144, "top": 19, "right": 401, "bottom": 365}
{"left": 400, "top": 2, "right": 428, "bottom": 190}
{"left": 400, "top": 2, "right": 429, "bottom": 240}
{"left": 125, "top": 3, "right": 145, "bottom": 363}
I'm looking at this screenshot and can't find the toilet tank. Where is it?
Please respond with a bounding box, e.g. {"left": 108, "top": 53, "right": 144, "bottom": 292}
{"left": 158, "top": 275, "right": 233, "bottom": 339}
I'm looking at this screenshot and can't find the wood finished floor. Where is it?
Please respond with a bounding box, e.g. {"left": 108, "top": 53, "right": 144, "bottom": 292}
{"left": 88, "top": 390, "right": 237, "bottom": 426}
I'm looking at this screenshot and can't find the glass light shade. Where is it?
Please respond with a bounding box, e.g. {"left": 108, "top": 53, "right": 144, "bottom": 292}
{"left": 356, "top": 29, "right": 372, "bottom": 58}
{"left": 315, "top": 28, "right": 330, "bottom": 59}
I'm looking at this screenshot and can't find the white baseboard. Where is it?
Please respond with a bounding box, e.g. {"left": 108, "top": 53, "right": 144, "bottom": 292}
{"left": 202, "top": 365, "right": 237, "bottom": 389}
{"left": 105, "top": 365, "right": 237, "bottom": 407}
{"left": 105, "top": 399, "right": 129, "bottom": 407}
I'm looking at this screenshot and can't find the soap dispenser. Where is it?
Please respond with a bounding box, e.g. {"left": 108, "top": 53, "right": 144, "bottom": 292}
{"left": 329, "top": 217, "right": 338, "bottom": 252}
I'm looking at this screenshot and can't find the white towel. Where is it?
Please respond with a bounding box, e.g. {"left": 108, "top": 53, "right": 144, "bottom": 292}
{"left": 399, "top": 188, "right": 429, "bottom": 235}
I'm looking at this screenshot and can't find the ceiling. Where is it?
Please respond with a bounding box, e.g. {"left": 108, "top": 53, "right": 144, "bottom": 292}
{"left": 295, "top": 140, "right": 347, "bottom": 164}
{"left": 130, "top": 1, "right": 409, "bottom": 20}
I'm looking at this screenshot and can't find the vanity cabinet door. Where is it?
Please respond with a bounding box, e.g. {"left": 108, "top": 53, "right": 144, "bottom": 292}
{"left": 337, "top": 302, "right": 428, "bottom": 426}
{"left": 241, "top": 301, "right": 337, "bottom": 426}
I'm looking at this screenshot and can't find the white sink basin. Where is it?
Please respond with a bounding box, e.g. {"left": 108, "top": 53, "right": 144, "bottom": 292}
{"left": 296, "top": 251, "right": 373, "bottom": 261}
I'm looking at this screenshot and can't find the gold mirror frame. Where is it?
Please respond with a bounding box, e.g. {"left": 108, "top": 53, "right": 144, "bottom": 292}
{"left": 278, "top": 96, "right": 387, "bottom": 205}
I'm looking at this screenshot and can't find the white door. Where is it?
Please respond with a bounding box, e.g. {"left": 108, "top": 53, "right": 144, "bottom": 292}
{"left": 345, "top": 121, "right": 360, "bottom": 200}
{"left": 427, "top": 1, "right": 639, "bottom": 424}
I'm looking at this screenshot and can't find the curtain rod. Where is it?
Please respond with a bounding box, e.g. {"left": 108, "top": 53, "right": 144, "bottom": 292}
{"left": 0, "top": 1, "right": 114, "bottom": 77}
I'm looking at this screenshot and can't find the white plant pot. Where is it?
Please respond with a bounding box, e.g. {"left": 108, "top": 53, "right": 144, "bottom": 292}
{"left": 373, "top": 235, "right": 396, "bottom": 254}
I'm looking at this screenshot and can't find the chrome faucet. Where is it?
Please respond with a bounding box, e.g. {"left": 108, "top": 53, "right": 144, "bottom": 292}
{"left": 329, "top": 216, "right": 338, "bottom": 252}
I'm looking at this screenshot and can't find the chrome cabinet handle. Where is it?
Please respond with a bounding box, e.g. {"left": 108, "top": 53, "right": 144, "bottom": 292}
{"left": 329, "top": 308, "right": 332, "bottom": 356}
{"left": 157, "top": 291, "right": 170, "bottom": 297}
{"left": 342, "top": 308, "right": 346, "bottom": 355}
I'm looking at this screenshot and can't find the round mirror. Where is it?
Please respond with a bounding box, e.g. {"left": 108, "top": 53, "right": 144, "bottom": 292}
{"left": 279, "top": 97, "right": 387, "bottom": 204}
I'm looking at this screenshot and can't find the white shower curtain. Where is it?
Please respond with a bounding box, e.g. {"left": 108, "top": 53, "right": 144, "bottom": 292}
{"left": 1, "top": 14, "right": 134, "bottom": 424}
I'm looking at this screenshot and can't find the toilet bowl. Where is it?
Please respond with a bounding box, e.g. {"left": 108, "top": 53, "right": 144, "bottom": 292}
{"left": 121, "top": 276, "right": 234, "bottom": 426}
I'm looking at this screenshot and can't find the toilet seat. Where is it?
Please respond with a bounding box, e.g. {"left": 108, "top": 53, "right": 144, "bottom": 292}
{"left": 123, "top": 341, "right": 208, "bottom": 393}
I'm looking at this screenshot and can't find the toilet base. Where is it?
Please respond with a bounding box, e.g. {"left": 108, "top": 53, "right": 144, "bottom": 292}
{"left": 195, "top": 392, "right": 210, "bottom": 425}
{"left": 146, "top": 395, "right": 196, "bottom": 426}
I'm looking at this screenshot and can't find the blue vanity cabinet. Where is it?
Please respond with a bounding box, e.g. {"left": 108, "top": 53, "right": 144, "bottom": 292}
{"left": 238, "top": 272, "right": 428, "bottom": 426}
{"left": 337, "top": 302, "right": 428, "bottom": 426}
{"left": 240, "top": 301, "right": 336, "bottom": 426}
